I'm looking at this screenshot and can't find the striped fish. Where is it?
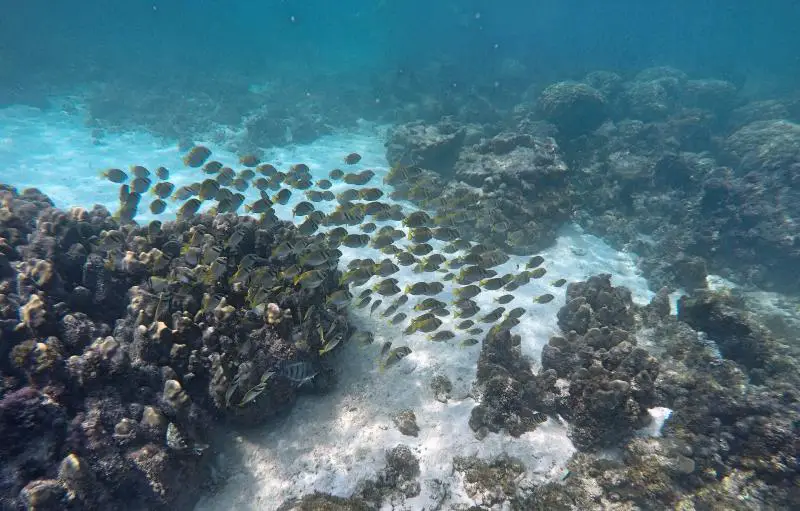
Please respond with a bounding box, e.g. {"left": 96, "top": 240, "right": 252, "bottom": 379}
{"left": 278, "top": 361, "right": 318, "bottom": 387}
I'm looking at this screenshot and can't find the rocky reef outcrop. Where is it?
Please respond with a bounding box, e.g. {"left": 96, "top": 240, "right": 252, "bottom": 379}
{"left": 386, "top": 129, "right": 573, "bottom": 254}
{"left": 383, "top": 64, "right": 800, "bottom": 294}
{"left": 566, "top": 69, "right": 800, "bottom": 294}
{"left": 0, "top": 185, "right": 349, "bottom": 509}
{"left": 469, "top": 325, "right": 558, "bottom": 438}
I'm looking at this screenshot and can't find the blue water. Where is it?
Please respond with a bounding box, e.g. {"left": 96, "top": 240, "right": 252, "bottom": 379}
{"left": 4, "top": 1, "right": 800, "bottom": 103}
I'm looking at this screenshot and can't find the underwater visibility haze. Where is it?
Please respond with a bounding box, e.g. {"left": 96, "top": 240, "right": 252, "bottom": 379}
{"left": 1, "top": 1, "right": 800, "bottom": 510}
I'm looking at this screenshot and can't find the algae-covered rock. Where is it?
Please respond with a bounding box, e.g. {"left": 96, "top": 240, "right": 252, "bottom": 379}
{"left": 677, "top": 290, "right": 770, "bottom": 370}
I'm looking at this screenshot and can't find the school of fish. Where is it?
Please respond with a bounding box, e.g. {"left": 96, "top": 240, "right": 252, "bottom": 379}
{"left": 102, "top": 145, "right": 572, "bottom": 371}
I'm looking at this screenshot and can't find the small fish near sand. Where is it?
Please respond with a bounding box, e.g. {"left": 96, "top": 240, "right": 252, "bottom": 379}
{"left": 381, "top": 346, "right": 412, "bottom": 372}
{"left": 101, "top": 168, "right": 128, "bottom": 183}
{"left": 183, "top": 145, "right": 212, "bottom": 168}
{"left": 344, "top": 152, "right": 362, "bottom": 165}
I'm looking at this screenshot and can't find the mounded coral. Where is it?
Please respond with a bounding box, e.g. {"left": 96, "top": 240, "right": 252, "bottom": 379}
{"left": 542, "top": 274, "right": 659, "bottom": 450}
{"left": 537, "top": 81, "right": 608, "bottom": 138}
{"left": 470, "top": 326, "right": 559, "bottom": 438}
{"left": 728, "top": 99, "right": 796, "bottom": 131}
{"left": 725, "top": 119, "right": 800, "bottom": 176}
{"left": 584, "top": 70, "right": 624, "bottom": 105}
{"left": 385, "top": 119, "right": 468, "bottom": 174}
{"left": 474, "top": 277, "right": 799, "bottom": 510}
{"left": 620, "top": 66, "right": 688, "bottom": 122}
{"left": 681, "top": 78, "right": 739, "bottom": 113}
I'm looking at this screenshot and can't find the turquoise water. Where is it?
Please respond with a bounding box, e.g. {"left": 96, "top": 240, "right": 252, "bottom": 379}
{"left": 4, "top": 1, "right": 800, "bottom": 103}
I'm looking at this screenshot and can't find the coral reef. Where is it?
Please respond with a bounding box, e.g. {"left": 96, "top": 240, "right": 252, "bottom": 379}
{"left": 466, "top": 275, "right": 798, "bottom": 509}
{"left": 651, "top": 300, "right": 800, "bottom": 509}
{"left": 381, "top": 64, "right": 800, "bottom": 293}
{"left": 0, "top": 185, "right": 349, "bottom": 509}
{"left": 621, "top": 66, "right": 688, "bottom": 122}
{"left": 676, "top": 290, "right": 790, "bottom": 375}
{"left": 8, "top": 57, "right": 800, "bottom": 509}
{"left": 385, "top": 120, "right": 468, "bottom": 174}
{"left": 567, "top": 69, "right": 800, "bottom": 294}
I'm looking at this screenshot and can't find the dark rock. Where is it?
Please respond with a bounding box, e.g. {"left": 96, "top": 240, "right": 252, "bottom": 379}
{"left": 677, "top": 290, "right": 775, "bottom": 371}
{"left": 385, "top": 120, "right": 466, "bottom": 174}
{"left": 429, "top": 374, "right": 453, "bottom": 403}
{"left": 392, "top": 409, "right": 420, "bottom": 437}
{"left": 670, "top": 255, "right": 709, "bottom": 291}
{"left": 537, "top": 81, "right": 608, "bottom": 138}
{"left": 19, "top": 479, "right": 68, "bottom": 510}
